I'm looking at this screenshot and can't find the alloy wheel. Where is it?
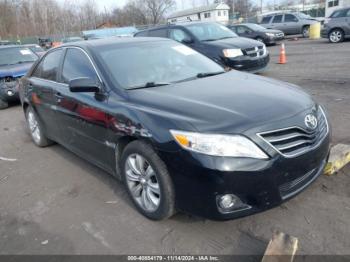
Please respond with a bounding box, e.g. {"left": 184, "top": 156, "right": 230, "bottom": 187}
{"left": 27, "top": 110, "right": 41, "bottom": 144}
{"left": 125, "top": 154, "right": 161, "bottom": 212}
{"left": 330, "top": 30, "right": 342, "bottom": 43}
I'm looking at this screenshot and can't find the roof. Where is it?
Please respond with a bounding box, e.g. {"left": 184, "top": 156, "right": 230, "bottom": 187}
{"left": 168, "top": 3, "right": 230, "bottom": 19}
{"left": 61, "top": 37, "right": 170, "bottom": 50}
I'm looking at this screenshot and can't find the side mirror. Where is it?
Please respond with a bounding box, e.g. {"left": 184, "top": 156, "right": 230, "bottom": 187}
{"left": 69, "top": 77, "right": 100, "bottom": 93}
{"left": 245, "top": 30, "right": 251, "bottom": 34}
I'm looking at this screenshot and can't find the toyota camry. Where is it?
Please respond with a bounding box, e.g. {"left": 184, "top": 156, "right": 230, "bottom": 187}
{"left": 19, "top": 38, "right": 330, "bottom": 220}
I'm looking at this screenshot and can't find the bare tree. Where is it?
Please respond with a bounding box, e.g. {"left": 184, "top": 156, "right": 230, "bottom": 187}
{"left": 142, "top": 0, "right": 176, "bottom": 24}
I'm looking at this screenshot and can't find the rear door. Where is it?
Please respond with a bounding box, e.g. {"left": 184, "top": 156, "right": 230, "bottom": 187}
{"left": 54, "top": 47, "right": 114, "bottom": 172}
{"left": 270, "top": 15, "right": 284, "bottom": 31}
{"left": 28, "top": 49, "right": 64, "bottom": 140}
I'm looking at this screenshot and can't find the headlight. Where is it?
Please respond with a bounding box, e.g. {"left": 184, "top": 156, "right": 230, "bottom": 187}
{"left": 170, "top": 130, "right": 269, "bottom": 159}
{"left": 223, "top": 49, "right": 243, "bottom": 58}
{"left": 266, "top": 33, "right": 275, "bottom": 37}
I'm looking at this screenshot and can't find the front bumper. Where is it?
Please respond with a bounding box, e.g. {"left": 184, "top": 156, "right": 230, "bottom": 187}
{"left": 321, "top": 28, "right": 329, "bottom": 38}
{"left": 158, "top": 133, "right": 330, "bottom": 220}
{"left": 223, "top": 54, "right": 270, "bottom": 73}
{"left": 0, "top": 82, "right": 20, "bottom": 102}
{"left": 266, "top": 36, "right": 284, "bottom": 44}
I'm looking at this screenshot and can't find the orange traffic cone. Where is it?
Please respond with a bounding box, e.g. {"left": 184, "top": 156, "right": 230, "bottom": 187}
{"left": 279, "top": 43, "right": 287, "bottom": 64}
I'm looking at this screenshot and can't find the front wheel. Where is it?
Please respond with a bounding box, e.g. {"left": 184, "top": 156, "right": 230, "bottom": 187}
{"left": 0, "top": 99, "right": 8, "bottom": 109}
{"left": 121, "top": 140, "right": 176, "bottom": 220}
{"left": 329, "top": 29, "right": 344, "bottom": 43}
{"left": 302, "top": 26, "right": 310, "bottom": 38}
{"left": 25, "top": 107, "right": 53, "bottom": 147}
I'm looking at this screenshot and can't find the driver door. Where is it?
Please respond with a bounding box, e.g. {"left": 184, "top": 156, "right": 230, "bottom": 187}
{"left": 54, "top": 47, "right": 114, "bottom": 172}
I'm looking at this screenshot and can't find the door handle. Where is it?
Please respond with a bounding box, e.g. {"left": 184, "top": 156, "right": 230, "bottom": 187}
{"left": 55, "top": 93, "right": 64, "bottom": 100}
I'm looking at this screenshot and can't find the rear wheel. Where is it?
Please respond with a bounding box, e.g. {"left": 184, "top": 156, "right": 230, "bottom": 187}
{"left": 302, "top": 26, "right": 310, "bottom": 38}
{"left": 120, "top": 140, "right": 175, "bottom": 220}
{"left": 329, "top": 29, "right": 344, "bottom": 43}
{"left": 0, "top": 99, "right": 8, "bottom": 109}
{"left": 25, "top": 107, "right": 53, "bottom": 147}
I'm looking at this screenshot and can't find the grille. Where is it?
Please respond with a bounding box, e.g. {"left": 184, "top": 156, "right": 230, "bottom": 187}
{"left": 278, "top": 162, "right": 324, "bottom": 200}
{"left": 258, "top": 108, "right": 329, "bottom": 158}
{"left": 243, "top": 46, "right": 265, "bottom": 58}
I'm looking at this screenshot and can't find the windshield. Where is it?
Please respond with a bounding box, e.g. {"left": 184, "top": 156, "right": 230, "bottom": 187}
{"left": 29, "top": 45, "right": 45, "bottom": 53}
{"left": 246, "top": 24, "right": 267, "bottom": 31}
{"left": 186, "top": 23, "right": 238, "bottom": 41}
{"left": 0, "top": 47, "right": 37, "bottom": 66}
{"left": 97, "top": 41, "right": 224, "bottom": 89}
{"left": 298, "top": 12, "right": 312, "bottom": 19}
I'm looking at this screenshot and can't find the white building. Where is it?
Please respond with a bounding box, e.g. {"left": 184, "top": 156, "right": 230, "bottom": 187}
{"left": 167, "top": 3, "right": 230, "bottom": 24}
{"left": 326, "top": 0, "right": 350, "bottom": 17}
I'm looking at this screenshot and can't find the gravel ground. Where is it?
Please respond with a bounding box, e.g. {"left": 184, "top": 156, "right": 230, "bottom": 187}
{"left": 0, "top": 38, "right": 349, "bottom": 256}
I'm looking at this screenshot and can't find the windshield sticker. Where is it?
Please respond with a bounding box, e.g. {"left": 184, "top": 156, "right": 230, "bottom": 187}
{"left": 20, "top": 49, "right": 32, "bottom": 55}
{"left": 172, "top": 45, "right": 197, "bottom": 56}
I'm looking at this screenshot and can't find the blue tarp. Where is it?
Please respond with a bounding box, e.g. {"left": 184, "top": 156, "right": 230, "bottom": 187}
{"left": 82, "top": 27, "right": 138, "bottom": 38}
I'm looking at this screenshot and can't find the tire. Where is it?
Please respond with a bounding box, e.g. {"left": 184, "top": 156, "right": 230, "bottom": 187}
{"left": 328, "top": 29, "right": 344, "bottom": 43}
{"left": 256, "top": 37, "right": 264, "bottom": 43}
{"left": 302, "top": 26, "right": 310, "bottom": 38}
{"left": 25, "top": 107, "right": 53, "bottom": 147}
{"left": 120, "top": 140, "right": 176, "bottom": 220}
{"left": 0, "top": 98, "right": 8, "bottom": 109}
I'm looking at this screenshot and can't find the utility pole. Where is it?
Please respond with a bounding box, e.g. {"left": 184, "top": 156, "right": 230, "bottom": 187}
{"left": 261, "top": 0, "right": 263, "bottom": 13}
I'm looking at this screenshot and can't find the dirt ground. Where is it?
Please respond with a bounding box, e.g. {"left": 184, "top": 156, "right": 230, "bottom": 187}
{"left": 0, "top": 38, "right": 349, "bottom": 256}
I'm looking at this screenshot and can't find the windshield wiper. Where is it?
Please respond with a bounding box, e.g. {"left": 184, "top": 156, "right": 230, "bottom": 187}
{"left": 128, "top": 82, "right": 171, "bottom": 90}
{"left": 197, "top": 71, "right": 225, "bottom": 78}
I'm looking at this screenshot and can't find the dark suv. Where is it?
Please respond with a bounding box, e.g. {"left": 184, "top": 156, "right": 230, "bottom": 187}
{"left": 135, "top": 22, "right": 270, "bottom": 73}
{"left": 322, "top": 7, "right": 350, "bottom": 43}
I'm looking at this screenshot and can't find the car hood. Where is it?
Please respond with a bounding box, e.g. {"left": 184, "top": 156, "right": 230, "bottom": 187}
{"left": 0, "top": 63, "right": 34, "bottom": 78}
{"left": 259, "top": 29, "right": 283, "bottom": 34}
{"left": 127, "top": 71, "right": 315, "bottom": 133}
{"left": 202, "top": 37, "right": 263, "bottom": 49}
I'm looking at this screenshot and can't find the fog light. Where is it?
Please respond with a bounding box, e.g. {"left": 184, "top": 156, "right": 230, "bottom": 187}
{"left": 218, "top": 194, "right": 236, "bottom": 209}
{"left": 217, "top": 194, "right": 251, "bottom": 213}
{"left": 7, "top": 90, "right": 14, "bottom": 96}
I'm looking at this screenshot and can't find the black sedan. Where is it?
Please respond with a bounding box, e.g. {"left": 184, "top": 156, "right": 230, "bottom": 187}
{"left": 135, "top": 22, "right": 270, "bottom": 73}
{"left": 228, "top": 23, "right": 285, "bottom": 45}
{"left": 20, "top": 38, "right": 330, "bottom": 220}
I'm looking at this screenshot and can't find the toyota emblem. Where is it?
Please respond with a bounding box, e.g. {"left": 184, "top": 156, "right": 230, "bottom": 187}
{"left": 305, "top": 114, "right": 318, "bottom": 130}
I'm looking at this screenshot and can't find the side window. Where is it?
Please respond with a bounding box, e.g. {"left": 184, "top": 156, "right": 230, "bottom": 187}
{"left": 32, "top": 49, "right": 62, "bottom": 81}
{"left": 148, "top": 29, "right": 167, "bottom": 38}
{"left": 261, "top": 16, "right": 272, "bottom": 24}
{"left": 237, "top": 26, "right": 248, "bottom": 34}
{"left": 347, "top": 9, "right": 350, "bottom": 17}
{"left": 284, "top": 14, "right": 298, "bottom": 22}
{"left": 169, "top": 29, "right": 191, "bottom": 43}
{"left": 61, "top": 49, "right": 98, "bottom": 84}
{"left": 272, "top": 15, "right": 283, "bottom": 23}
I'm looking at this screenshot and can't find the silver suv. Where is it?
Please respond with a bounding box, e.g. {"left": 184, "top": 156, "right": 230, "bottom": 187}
{"left": 260, "top": 12, "right": 318, "bottom": 37}
{"left": 321, "top": 7, "right": 350, "bottom": 43}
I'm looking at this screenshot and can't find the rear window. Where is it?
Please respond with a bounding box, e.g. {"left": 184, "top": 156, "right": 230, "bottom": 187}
{"left": 148, "top": 29, "right": 168, "bottom": 38}
{"left": 135, "top": 31, "right": 148, "bottom": 37}
{"left": 261, "top": 16, "right": 272, "bottom": 24}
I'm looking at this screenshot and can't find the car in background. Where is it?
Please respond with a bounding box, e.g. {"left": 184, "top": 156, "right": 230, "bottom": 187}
{"left": 62, "top": 37, "right": 84, "bottom": 43}
{"left": 135, "top": 22, "right": 270, "bottom": 73}
{"left": 228, "top": 23, "right": 284, "bottom": 45}
{"left": 19, "top": 38, "right": 330, "bottom": 220}
{"left": 321, "top": 7, "right": 350, "bottom": 43}
{"left": 0, "top": 46, "right": 38, "bottom": 109}
{"left": 0, "top": 40, "right": 18, "bottom": 46}
{"left": 260, "top": 12, "right": 319, "bottom": 37}
{"left": 22, "top": 44, "right": 46, "bottom": 57}
{"left": 38, "top": 38, "right": 53, "bottom": 50}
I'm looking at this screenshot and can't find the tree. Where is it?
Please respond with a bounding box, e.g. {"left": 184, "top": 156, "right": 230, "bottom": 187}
{"left": 142, "top": 0, "right": 176, "bottom": 24}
